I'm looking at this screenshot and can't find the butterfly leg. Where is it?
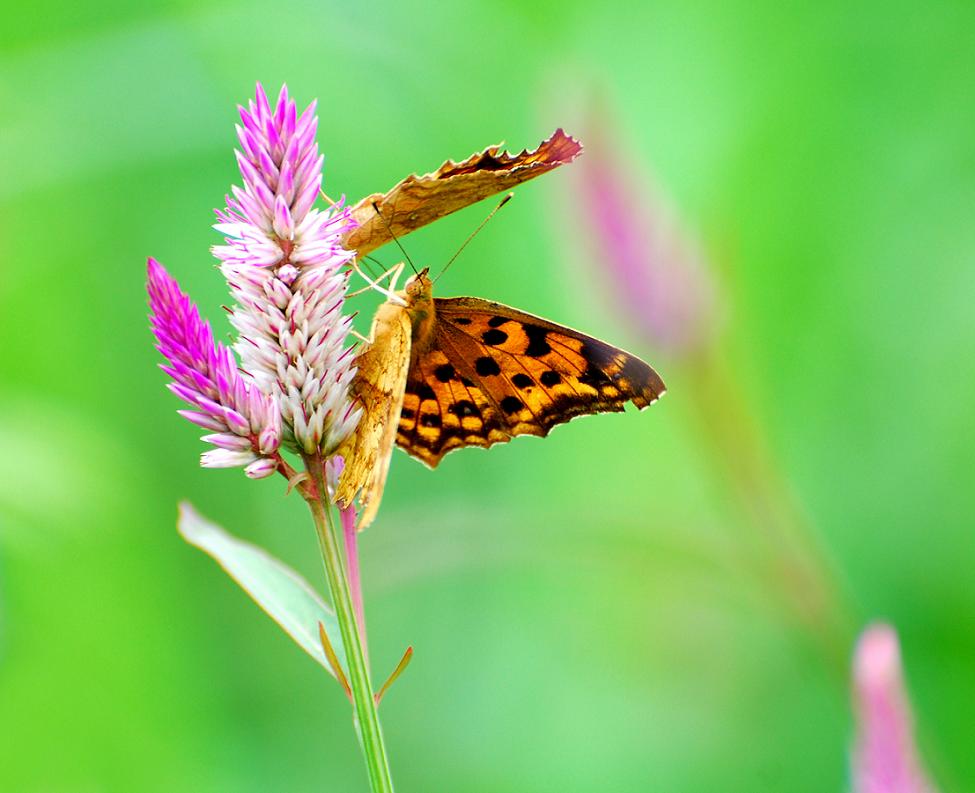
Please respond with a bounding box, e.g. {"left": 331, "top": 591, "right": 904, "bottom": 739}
{"left": 348, "top": 260, "right": 407, "bottom": 305}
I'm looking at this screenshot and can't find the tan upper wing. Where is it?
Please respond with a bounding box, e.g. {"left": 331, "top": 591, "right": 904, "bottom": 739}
{"left": 341, "top": 130, "right": 582, "bottom": 257}
{"left": 394, "top": 297, "right": 666, "bottom": 467}
{"left": 335, "top": 301, "right": 412, "bottom": 529}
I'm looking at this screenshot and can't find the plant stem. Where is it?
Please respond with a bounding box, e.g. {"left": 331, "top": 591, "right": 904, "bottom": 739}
{"left": 304, "top": 454, "right": 393, "bottom": 793}
{"left": 341, "top": 502, "right": 368, "bottom": 655}
{"left": 685, "top": 350, "right": 855, "bottom": 676}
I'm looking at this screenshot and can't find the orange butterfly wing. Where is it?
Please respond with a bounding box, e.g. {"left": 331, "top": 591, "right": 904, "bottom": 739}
{"left": 395, "top": 297, "right": 666, "bottom": 467}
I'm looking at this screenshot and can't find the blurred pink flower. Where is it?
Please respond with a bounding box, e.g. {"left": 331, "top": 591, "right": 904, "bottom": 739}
{"left": 852, "top": 623, "right": 939, "bottom": 793}
{"left": 570, "top": 113, "right": 717, "bottom": 357}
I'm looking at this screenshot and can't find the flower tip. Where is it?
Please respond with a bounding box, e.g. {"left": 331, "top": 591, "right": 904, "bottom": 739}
{"left": 201, "top": 448, "right": 258, "bottom": 469}
{"left": 851, "top": 622, "right": 938, "bottom": 793}
{"left": 855, "top": 623, "right": 902, "bottom": 690}
{"left": 258, "top": 425, "right": 281, "bottom": 454}
{"left": 245, "top": 457, "right": 279, "bottom": 479}
{"left": 146, "top": 257, "right": 176, "bottom": 303}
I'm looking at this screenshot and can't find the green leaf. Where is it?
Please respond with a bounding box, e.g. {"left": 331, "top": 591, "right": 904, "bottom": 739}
{"left": 177, "top": 501, "right": 347, "bottom": 678}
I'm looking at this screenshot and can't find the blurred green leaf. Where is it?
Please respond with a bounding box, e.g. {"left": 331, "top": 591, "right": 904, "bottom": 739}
{"left": 177, "top": 502, "right": 347, "bottom": 678}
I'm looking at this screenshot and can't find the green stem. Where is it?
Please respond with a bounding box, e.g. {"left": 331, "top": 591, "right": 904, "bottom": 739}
{"left": 685, "top": 350, "right": 855, "bottom": 675}
{"left": 304, "top": 454, "right": 394, "bottom": 793}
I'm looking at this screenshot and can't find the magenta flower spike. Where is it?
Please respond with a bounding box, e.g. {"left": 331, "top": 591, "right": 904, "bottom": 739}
{"left": 570, "top": 113, "right": 716, "bottom": 358}
{"left": 147, "top": 257, "right": 281, "bottom": 478}
{"left": 213, "top": 83, "right": 361, "bottom": 455}
{"left": 852, "top": 623, "right": 939, "bottom": 793}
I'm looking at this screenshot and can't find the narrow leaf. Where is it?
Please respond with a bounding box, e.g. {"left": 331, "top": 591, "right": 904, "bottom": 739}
{"left": 319, "top": 622, "right": 352, "bottom": 702}
{"left": 177, "top": 501, "right": 347, "bottom": 677}
{"left": 375, "top": 646, "right": 414, "bottom": 706}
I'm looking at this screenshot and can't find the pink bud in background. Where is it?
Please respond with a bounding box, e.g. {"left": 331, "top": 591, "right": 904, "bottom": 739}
{"left": 568, "top": 108, "right": 717, "bottom": 358}
{"left": 852, "top": 623, "right": 939, "bottom": 793}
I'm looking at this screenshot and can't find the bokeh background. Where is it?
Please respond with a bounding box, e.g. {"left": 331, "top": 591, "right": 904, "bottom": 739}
{"left": 2, "top": 1, "right": 973, "bottom": 791}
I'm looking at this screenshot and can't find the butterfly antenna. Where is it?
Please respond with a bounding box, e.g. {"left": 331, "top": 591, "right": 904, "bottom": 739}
{"left": 434, "top": 192, "right": 513, "bottom": 284}
{"left": 371, "top": 201, "right": 419, "bottom": 276}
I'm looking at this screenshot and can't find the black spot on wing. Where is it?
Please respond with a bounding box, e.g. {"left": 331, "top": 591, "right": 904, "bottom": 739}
{"left": 416, "top": 383, "right": 437, "bottom": 401}
{"left": 420, "top": 413, "right": 442, "bottom": 428}
{"left": 578, "top": 363, "right": 612, "bottom": 389}
{"left": 500, "top": 396, "right": 524, "bottom": 414}
{"left": 540, "top": 370, "right": 561, "bottom": 386}
{"left": 523, "top": 325, "right": 551, "bottom": 357}
{"left": 487, "top": 315, "right": 509, "bottom": 327}
{"left": 453, "top": 317, "right": 472, "bottom": 325}
{"left": 400, "top": 407, "right": 415, "bottom": 420}
{"left": 434, "top": 363, "right": 455, "bottom": 382}
{"left": 482, "top": 328, "right": 508, "bottom": 345}
{"left": 448, "top": 400, "right": 479, "bottom": 418}
{"left": 511, "top": 373, "right": 533, "bottom": 389}
{"left": 577, "top": 341, "right": 616, "bottom": 389}
{"left": 475, "top": 356, "right": 501, "bottom": 376}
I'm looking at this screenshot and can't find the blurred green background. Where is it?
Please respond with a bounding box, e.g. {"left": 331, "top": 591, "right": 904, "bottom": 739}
{"left": 2, "top": 1, "right": 973, "bottom": 791}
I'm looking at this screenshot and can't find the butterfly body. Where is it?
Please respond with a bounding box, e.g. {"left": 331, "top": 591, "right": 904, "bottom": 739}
{"left": 336, "top": 268, "right": 666, "bottom": 528}
{"left": 400, "top": 267, "right": 437, "bottom": 359}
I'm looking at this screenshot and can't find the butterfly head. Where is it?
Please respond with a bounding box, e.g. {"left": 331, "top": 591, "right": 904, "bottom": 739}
{"left": 404, "top": 267, "right": 433, "bottom": 303}
{"left": 401, "top": 267, "right": 436, "bottom": 345}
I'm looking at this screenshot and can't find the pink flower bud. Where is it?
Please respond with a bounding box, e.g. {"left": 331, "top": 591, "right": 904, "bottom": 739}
{"left": 852, "top": 623, "right": 939, "bottom": 793}
{"left": 245, "top": 457, "right": 279, "bottom": 479}
{"left": 565, "top": 106, "right": 717, "bottom": 358}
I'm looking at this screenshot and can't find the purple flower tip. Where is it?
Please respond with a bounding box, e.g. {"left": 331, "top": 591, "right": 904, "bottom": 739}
{"left": 147, "top": 258, "right": 281, "bottom": 473}
{"left": 852, "top": 623, "right": 938, "bottom": 793}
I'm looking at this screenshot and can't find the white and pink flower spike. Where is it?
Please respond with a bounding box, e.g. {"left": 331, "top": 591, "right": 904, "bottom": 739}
{"left": 213, "top": 83, "right": 361, "bottom": 457}
{"left": 852, "top": 623, "right": 939, "bottom": 793}
{"left": 148, "top": 83, "right": 361, "bottom": 475}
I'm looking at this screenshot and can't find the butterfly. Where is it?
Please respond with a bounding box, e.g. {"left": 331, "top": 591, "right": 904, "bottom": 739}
{"left": 335, "top": 266, "right": 666, "bottom": 528}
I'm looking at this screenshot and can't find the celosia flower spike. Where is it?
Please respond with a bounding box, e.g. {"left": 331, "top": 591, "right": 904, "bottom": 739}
{"left": 147, "top": 257, "right": 281, "bottom": 479}
{"left": 213, "top": 83, "right": 361, "bottom": 456}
